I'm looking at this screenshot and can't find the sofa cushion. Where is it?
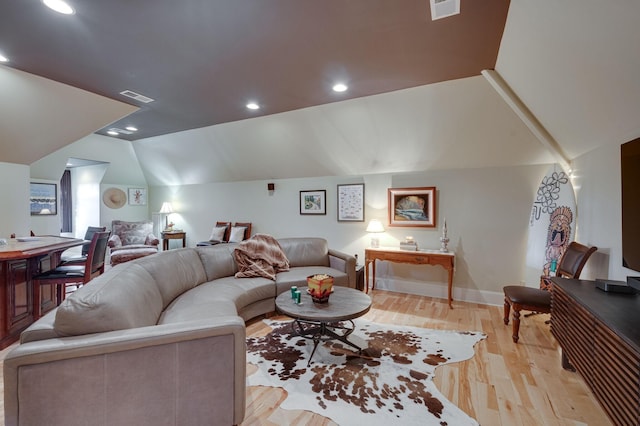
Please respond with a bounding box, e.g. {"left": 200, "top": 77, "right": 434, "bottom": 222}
{"left": 158, "top": 299, "right": 238, "bottom": 324}
{"left": 55, "top": 263, "right": 164, "bottom": 336}
{"left": 196, "top": 244, "right": 239, "bottom": 281}
{"left": 278, "top": 238, "right": 330, "bottom": 267}
{"left": 134, "top": 248, "right": 208, "bottom": 308}
{"left": 275, "top": 266, "right": 349, "bottom": 296}
{"left": 212, "top": 277, "right": 276, "bottom": 309}
{"left": 161, "top": 276, "right": 274, "bottom": 316}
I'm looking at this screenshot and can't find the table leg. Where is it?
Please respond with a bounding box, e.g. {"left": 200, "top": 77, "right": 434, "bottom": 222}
{"left": 291, "top": 320, "right": 361, "bottom": 366}
{"left": 371, "top": 259, "right": 376, "bottom": 292}
{"left": 447, "top": 267, "right": 453, "bottom": 309}
{"left": 364, "top": 259, "right": 370, "bottom": 294}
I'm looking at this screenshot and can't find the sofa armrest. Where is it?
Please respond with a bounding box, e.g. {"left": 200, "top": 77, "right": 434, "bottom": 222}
{"left": 328, "top": 249, "right": 356, "bottom": 288}
{"left": 145, "top": 233, "right": 160, "bottom": 246}
{"left": 108, "top": 234, "right": 122, "bottom": 248}
{"left": 3, "top": 317, "right": 246, "bottom": 426}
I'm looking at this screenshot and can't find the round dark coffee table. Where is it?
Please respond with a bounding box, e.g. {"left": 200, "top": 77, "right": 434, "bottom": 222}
{"left": 275, "top": 286, "right": 372, "bottom": 365}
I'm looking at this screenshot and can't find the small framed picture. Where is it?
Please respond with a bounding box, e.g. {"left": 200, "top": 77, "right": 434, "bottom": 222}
{"left": 30, "top": 183, "right": 57, "bottom": 215}
{"left": 388, "top": 187, "right": 436, "bottom": 228}
{"left": 300, "top": 190, "right": 326, "bottom": 215}
{"left": 128, "top": 188, "right": 147, "bottom": 205}
{"left": 337, "top": 183, "right": 365, "bottom": 222}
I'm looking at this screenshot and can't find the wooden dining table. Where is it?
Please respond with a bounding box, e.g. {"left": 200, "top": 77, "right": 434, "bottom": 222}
{"left": 0, "top": 235, "right": 84, "bottom": 349}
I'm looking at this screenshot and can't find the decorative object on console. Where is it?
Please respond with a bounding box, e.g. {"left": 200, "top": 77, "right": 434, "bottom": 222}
{"left": 159, "top": 202, "right": 174, "bottom": 230}
{"left": 307, "top": 274, "right": 334, "bottom": 303}
{"left": 337, "top": 183, "right": 364, "bottom": 222}
{"left": 300, "top": 190, "right": 326, "bottom": 215}
{"left": 399, "top": 235, "right": 418, "bottom": 251}
{"left": 440, "top": 218, "right": 450, "bottom": 252}
{"left": 388, "top": 186, "right": 436, "bottom": 228}
{"left": 366, "top": 219, "right": 384, "bottom": 248}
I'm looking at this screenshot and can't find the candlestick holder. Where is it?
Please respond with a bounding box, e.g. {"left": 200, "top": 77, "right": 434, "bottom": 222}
{"left": 440, "top": 220, "right": 449, "bottom": 252}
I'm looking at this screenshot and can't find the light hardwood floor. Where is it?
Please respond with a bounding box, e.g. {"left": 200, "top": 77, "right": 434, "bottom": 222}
{"left": 0, "top": 290, "right": 613, "bottom": 426}
{"left": 242, "top": 290, "right": 613, "bottom": 426}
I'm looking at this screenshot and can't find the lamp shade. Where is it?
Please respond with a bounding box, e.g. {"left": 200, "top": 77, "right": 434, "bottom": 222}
{"left": 366, "top": 219, "right": 385, "bottom": 233}
{"left": 159, "top": 202, "right": 173, "bottom": 214}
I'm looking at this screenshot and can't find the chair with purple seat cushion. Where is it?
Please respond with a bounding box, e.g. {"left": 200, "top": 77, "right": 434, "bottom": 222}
{"left": 503, "top": 241, "right": 597, "bottom": 343}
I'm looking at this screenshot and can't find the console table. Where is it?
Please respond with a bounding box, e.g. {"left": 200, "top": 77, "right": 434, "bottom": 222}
{"left": 161, "top": 231, "right": 186, "bottom": 251}
{"left": 364, "top": 247, "right": 455, "bottom": 308}
{"left": 0, "top": 236, "right": 84, "bottom": 349}
{"left": 551, "top": 277, "right": 640, "bottom": 426}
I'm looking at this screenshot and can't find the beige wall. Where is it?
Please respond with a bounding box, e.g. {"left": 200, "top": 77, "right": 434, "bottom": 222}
{"left": 0, "top": 162, "right": 30, "bottom": 238}
{"left": 3, "top": 131, "right": 630, "bottom": 306}
{"left": 151, "top": 164, "right": 548, "bottom": 305}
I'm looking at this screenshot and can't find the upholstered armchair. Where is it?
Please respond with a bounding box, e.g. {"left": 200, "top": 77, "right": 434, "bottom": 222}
{"left": 108, "top": 220, "right": 160, "bottom": 265}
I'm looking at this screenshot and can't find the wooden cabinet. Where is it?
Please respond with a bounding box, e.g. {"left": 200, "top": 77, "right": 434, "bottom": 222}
{"left": 551, "top": 277, "right": 640, "bottom": 426}
{"left": 0, "top": 236, "right": 83, "bottom": 349}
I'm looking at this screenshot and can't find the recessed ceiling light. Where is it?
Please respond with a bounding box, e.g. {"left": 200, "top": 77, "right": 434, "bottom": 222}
{"left": 246, "top": 102, "right": 260, "bottom": 110}
{"left": 125, "top": 126, "right": 138, "bottom": 132}
{"left": 107, "top": 130, "right": 119, "bottom": 136}
{"left": 0, "top": 53, "right": 8, "bottom": 63}
{"left": 332, "top": 83, "right": 348, "bottom": 93}
{"left": 42, "top": 0, "right": 75, "bottom": 15}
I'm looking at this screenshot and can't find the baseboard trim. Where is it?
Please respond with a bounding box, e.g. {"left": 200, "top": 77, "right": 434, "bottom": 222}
{"left": 371, "top": 278, "right": 504, "bottom": 306}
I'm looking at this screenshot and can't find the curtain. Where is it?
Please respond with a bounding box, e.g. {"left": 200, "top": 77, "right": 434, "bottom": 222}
{"left": 60, "top": 169, "right": 72, "bottom": 233}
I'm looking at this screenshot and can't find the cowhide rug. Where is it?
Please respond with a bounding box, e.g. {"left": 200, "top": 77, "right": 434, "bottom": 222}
{"left": 246, "top": 319, "right": 486, "bottom": 426}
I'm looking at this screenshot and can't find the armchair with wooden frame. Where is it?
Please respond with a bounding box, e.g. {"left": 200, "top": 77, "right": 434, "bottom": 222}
{"left": 503, "top": 241, "right": 597, "bottom": 343}
{"left": 32, "top": 231, "right": 111, "bottom": 320}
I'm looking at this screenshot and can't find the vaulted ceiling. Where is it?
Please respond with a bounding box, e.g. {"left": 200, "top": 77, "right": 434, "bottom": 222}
{"left": 1, "top": 0, "right": 639, "bottom": 185}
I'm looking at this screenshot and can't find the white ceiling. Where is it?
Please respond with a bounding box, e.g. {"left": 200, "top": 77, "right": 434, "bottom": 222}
{"left": 1, "top": 0, "right": 639, "bottom": 185}
{"left": 495, "top": 0, "right": 640, "bottom": 159}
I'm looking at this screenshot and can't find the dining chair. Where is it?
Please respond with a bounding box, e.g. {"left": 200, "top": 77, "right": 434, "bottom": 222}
{"left": 32, "top": 230, "right": 110, "bottom": 320}
{"left": 503, "top": 241, "right": 597, "bottom": 343}
{"left": 60, "top": 226, "right": 107, "bottom": 265}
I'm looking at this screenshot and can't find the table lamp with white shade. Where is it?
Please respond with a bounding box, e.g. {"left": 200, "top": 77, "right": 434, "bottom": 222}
{"left": 366, "top": 219, "right": 385, "bottom": 248}
{"left": 159, "top": 202, "right": 174, "bottom": 231}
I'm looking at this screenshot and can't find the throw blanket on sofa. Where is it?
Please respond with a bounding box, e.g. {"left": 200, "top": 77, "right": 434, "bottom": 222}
{"left": 234, "top": 234, "right": 290, "bottom": 280}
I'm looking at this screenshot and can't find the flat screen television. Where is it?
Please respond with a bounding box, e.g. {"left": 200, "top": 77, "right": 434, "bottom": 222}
{"left": 621, "top": 137, "right": 640, "bottom": 287}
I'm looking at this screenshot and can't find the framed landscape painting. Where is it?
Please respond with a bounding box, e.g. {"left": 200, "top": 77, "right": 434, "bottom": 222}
{"left": 300, "top": 190, "right": 326, "bottom": 215}
{"left": 30, "top": 183, "right": 57, "bottom": 215}
{"left": 337, "top": 183, "right": 364, "bottom": 222}
{"left": 388, "top": 187, "right": 436, "bottom": 228}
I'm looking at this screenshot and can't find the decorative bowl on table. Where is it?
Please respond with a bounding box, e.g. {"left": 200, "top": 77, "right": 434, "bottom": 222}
{"left": 307, "top": 274, "right": 334, "bottom": 303}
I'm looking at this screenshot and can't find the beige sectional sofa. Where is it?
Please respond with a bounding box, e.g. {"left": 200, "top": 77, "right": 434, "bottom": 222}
{"left": 3, "top": 237, "right": 356, "bottom": 426}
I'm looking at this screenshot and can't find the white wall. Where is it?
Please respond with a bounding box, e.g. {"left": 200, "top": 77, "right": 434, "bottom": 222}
{"left": 0, "top": 162, "right": 30, "bottom": 238}
{"left": 571, "top": 142, "right": 633, "bottom": 281}
{"left": 151, "top": 163, "right": 547, "bottom": 305}
{"left": 71, "top": 164, "right": 108, "bottom": 237}
{"left": 29, "top": 134, "right": 149, "bottom": 235}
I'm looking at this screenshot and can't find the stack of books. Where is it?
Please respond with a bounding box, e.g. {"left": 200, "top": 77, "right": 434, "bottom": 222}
{"left": 399, "top": 239, "right": 418, "bottom": 251}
